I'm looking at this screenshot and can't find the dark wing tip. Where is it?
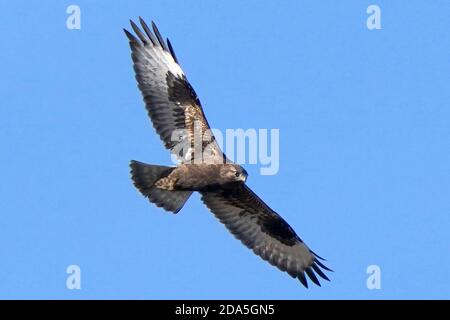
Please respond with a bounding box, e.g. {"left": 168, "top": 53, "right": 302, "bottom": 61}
{"left": 123, "top": 28, "right": 138, "bottom": 43}
{"left": 305, "top": 267, "right": 321, "bottom": 287}
{"left": 314, "top": 258, "right": 333, "bottom": 272}
{"left": 298, "top": 272, "right": 308, "bottom": 288}
{"left": 310, "top": 250, "right": 327, "bottom": 261}
{"left": 126, "top": 18, "right": 181, "bottom": 72}
{"left": 166, "top": 38, "right": 179, "bottom": 64}
{"left": 139, "top": 17, "right": 158, "bottom": 45}
{"left": 151, "top": 20, "right": 158, "bottom": 32}
{"left": 129, "top": 19, "right": 148, "bottom": 45}
{"left": 296, "top": 257, "right": 332, "bottom": 287}
{"left": 151, "top": 20, "right": 169, "bottom": 51}
{"left": 311, "top": 262, "right": 330, "bottom": 281}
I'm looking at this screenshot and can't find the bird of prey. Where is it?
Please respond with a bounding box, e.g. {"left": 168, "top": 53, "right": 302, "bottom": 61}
{"left": 124, "top": 18, "right": 331, "bottom": 287}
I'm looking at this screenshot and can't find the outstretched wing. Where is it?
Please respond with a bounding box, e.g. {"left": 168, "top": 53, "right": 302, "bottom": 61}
{"left": 124, "top": 18, "right": 225, "bottom": 164}
{"left": 201, "top": 183, "right": 331, "bottom": 287}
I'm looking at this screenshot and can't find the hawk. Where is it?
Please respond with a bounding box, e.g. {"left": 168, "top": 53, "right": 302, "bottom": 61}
{"left": 124, "top": 18, "right": 331, "bottom": 287}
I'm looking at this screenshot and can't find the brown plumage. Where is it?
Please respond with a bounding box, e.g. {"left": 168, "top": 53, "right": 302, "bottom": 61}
{"left": 125, "top": 18, "right": 331, "bottom": 287}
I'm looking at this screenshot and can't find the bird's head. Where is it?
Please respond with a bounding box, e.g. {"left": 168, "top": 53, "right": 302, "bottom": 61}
{"left": 220, "top": 164, "right": 248, "bottom": 183}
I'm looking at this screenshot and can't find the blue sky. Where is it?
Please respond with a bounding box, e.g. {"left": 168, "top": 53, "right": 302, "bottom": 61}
{"left": 0, "top": 0, "right": 449, "bottom": 299}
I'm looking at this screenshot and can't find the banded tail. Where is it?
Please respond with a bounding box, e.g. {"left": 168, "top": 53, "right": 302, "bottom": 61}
{"left": 130, "top": 160, "right": 192, "bottom": 213}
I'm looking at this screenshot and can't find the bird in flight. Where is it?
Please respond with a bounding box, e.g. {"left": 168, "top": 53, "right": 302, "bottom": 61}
{"left": 124, "top": 18, "right": 331, "bottom": 287}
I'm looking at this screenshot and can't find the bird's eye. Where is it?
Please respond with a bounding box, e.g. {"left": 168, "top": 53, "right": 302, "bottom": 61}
{"left": 235, "top": 172, "right": 240, "bottom": 177}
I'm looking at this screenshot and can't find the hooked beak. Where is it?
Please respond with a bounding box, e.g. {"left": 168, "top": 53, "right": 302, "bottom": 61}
{"left": 240, "top": 170, "right": 248, "bottom": 182}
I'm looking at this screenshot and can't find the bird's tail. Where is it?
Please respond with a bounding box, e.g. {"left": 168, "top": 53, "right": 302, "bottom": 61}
{"left": 130, "top": 160, "right": 192, "bottom": 213}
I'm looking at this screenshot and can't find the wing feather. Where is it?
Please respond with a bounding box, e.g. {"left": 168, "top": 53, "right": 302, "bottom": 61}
{"left": 138, "top": 17, "right": 158, "bottom": 45}
{"left": 125, "top": 18, "right": 224, "bottom": 164}
{"left": 201, "top": 183, "right": 331, "bottom": 287}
